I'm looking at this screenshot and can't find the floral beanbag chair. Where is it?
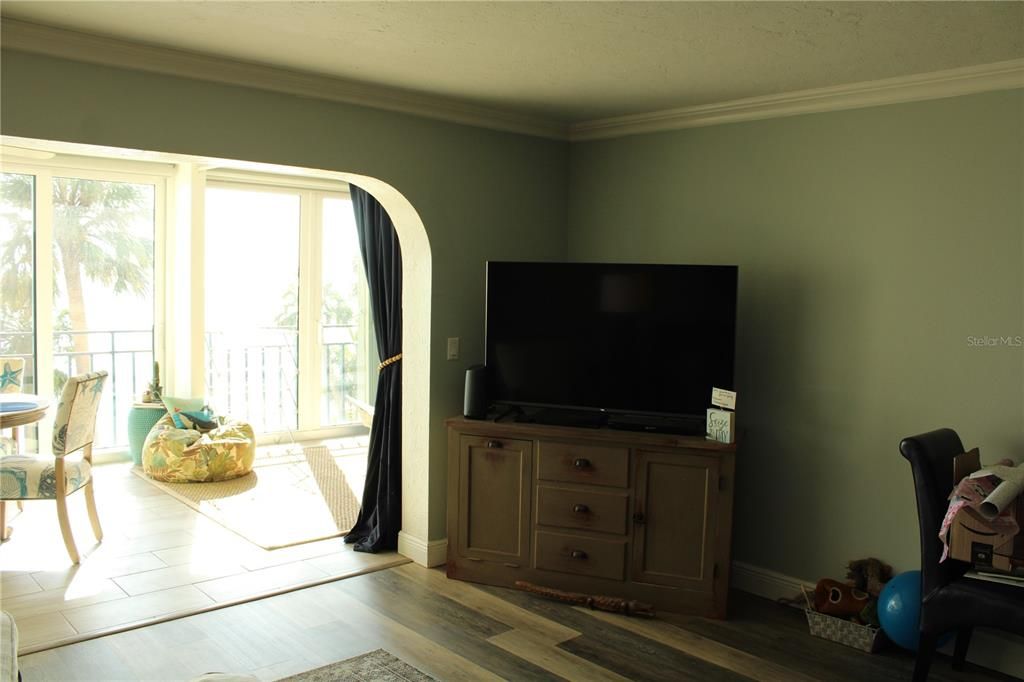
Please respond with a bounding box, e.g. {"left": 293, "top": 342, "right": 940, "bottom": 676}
{"left": 141, "top": 413, "right": 255, "bottom": 483}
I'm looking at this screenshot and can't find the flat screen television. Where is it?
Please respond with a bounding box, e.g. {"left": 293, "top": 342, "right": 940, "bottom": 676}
{"left": 485, "top": 261, "right": 737, "bottom": 427}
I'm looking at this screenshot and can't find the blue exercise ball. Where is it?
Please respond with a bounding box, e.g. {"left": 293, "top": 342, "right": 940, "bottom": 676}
{"left": 878, "top": 570, "right": 922, "bottom": 650}
{"left": 878, "top": 570, "right": 952, "bottom": 651}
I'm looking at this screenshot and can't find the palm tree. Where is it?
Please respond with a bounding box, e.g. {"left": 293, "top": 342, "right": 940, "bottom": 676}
{"left": 273, "top": 281, "right": 357, "bottom": 330}
{"left": 0, "top": 173, "right": 153, "bottom": 379}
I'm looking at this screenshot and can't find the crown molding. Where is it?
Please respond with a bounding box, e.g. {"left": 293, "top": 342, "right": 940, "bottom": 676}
{"left": 4, "top": 19, "right": 1021, "bottom": 143}
{"left": 0, "top": 19, "right": 569, "bottom": 140}
{"left": 570, "top": 58, "right": 1024, "bottom": 141}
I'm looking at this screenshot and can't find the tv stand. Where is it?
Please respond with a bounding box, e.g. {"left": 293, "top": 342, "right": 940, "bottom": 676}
{"left": 445, "top": 417, "right": 736, "bottom": 618}
{"left": 517, "top": 408, "right": 605, "bottom": 429}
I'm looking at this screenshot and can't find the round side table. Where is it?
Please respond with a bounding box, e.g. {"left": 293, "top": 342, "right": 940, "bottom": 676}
{"left": 128, "top": 402, "right": 167, "bottom": 466}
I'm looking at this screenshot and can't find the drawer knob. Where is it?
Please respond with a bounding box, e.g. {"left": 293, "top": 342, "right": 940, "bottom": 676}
{"left": 572, "top": 503, "right": 590, "bottom": 514}
{"left": 572, "top": 457, "right": 591, "bottom": 469}
{"left": 570, "top": 549, "right": 588, "bottom": 560}
{"left": 486, "top": 440, "right": 502, "bottom": 449}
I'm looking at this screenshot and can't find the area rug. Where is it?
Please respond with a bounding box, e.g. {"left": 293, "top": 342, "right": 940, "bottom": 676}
{"left": 278, "top": 649, "right": 436, "bottom": 681}
{"left": 134, "top": 444, "right": 365, "bottom": 549}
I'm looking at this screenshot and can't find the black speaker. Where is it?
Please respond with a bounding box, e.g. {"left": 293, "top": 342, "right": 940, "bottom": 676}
{"left": 464, "top": 365, "right": 488, "bottom": 419}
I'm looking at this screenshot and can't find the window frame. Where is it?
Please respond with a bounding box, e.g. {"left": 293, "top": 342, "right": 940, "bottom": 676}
{"left": 0, "top": 157, "right": 170, "bottom": 453}
{"left": 0, "top": 156, "right": 368, "bottom": 453}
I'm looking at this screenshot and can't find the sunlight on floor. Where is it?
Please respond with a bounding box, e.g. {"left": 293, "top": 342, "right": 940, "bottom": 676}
{"left": 0, "top": 451, "right": 407, "bottom": 654}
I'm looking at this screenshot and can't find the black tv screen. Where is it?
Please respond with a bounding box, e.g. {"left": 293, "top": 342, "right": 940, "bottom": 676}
{"left": 485, "top": 262, "right": 737, "bottom": 418}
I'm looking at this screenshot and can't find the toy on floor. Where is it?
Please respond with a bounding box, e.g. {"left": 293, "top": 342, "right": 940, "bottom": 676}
{"left": 813, "top": 578, "right": 871, "bottom": 618}
{"left": 804, "top": 557, "right": 892, "bottom": 629}
{"left": 877, "top": 570, "right": 954, "bottom": 651}
{"left": 846, "top": 557, "right": 892, "bottom": 596}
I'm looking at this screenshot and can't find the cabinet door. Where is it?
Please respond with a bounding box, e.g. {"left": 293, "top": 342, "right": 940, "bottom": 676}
{"left": 456, "top": 435, "right": 533, "bottom": 565}
{"left": 631, "top": 449, "right": 719, "bottom": 590}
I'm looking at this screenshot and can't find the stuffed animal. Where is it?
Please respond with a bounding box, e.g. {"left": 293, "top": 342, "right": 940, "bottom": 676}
{"left": 846, "top": 557, "right": 893, "bottom": 597}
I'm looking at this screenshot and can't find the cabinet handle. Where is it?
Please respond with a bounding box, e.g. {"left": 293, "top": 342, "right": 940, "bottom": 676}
{"left": 632, "top": 512, "right": 646, "bottom": 525}
{"left": 572, "top": 457, "right": 591, "bottom": 469}
{"left": 570, "top": 550, "right": 588, "bottom": 560}
{"left": 486, "top": 440, "right": 502, "bottom": 449}
{"left": 572, "top": 503, "right": 590, "bottom": 514}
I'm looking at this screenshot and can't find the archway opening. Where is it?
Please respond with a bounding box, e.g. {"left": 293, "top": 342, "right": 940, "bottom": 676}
{"left": 1, "top": 136, "right": 435, "bottom": 564}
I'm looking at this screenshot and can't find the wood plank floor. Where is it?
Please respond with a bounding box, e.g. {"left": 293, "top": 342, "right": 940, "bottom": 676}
{"left": 14, "top": 562, "right": 1016, "bottom": 681}
{"left": 0, "top": 455, "right": 406, "bottom": 653}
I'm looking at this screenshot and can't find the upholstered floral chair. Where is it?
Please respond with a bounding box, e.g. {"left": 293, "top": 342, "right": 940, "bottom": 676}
{"left": 0, "top": 371, "right": 107, "bottom": 563}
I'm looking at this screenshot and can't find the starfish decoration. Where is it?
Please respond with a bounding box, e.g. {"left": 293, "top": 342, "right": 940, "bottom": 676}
{"left": 89, "top": 376, "right": 105, "bottom": 401}
{"left": 0, "top": 362, "right": 23, "bottom": 391}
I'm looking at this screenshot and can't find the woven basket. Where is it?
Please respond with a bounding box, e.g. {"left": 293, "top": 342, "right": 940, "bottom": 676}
{"left": 804, "top": 609, "right": 888, "bottom": 653}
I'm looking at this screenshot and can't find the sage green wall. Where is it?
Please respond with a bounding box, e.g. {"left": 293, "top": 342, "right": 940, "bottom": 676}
{"left": 0, "top": 50, "right": 569, "bottom": 541}
{"left": 568, "top": 89, "right": 1024, "bottom": 580}
{"left": 6, "top": 49, "right": 1022, "bottom": 573}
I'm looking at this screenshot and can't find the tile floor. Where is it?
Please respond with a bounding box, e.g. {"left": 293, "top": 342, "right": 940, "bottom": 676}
{"left": 0, "top": 455, "right": 406, "bottom": 654}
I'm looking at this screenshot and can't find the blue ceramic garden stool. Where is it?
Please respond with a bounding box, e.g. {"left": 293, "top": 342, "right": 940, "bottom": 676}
{"left": 127, "top": 403, "right": 167, "bottom": 466}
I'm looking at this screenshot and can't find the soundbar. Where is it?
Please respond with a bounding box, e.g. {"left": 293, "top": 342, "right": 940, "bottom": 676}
{"left": 605, "top": 413, "right": 706, "bottom": 436}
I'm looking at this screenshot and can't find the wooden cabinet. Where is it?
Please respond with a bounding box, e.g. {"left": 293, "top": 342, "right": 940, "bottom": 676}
{"left": 446, "top": 417, "right": 736, "bottom": 618}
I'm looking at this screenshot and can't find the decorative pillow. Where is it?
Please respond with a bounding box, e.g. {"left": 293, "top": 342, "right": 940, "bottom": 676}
{"left": 178, "top": 408, "right": 218, "bottom": 432}
{"left": 161, "top": 395, "right": 207, "bottom": 429}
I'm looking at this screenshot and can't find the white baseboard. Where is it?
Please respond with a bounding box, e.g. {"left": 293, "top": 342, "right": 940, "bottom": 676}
{"left": 397, "top": 532, "right": 447, "bottom": 568}
{"left": 731, "top": 561, "right": 814, "bottom": 602}
{"left": 731, "top": 560, "right": 1024, "bottom": 679}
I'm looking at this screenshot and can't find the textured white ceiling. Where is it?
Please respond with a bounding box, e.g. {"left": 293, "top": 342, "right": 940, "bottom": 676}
{"left": 4, "top": 1, "right": 1023, "bottom": 122}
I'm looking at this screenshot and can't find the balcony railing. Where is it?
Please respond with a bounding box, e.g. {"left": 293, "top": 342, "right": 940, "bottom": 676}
{"left": 1, "top": 325, "right": 359, "bottom": 449}
{"left": 0, "top": 329, "right": 154, "bottom": 450}
{"left": 205, "top": 325, "right": 358, "bottom": 433}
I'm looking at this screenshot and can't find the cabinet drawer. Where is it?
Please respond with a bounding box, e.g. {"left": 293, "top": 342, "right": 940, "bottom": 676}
{"left": 534, "top": 530, "right": 626, "bottom": 581}
{"left": 537, "top": 441, "right": 628, "bottom": 487}
{"left": 536, "top": 486, "right": 628, "bottom": 535}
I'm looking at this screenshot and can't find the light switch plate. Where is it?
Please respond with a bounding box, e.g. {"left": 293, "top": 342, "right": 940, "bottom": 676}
{"left": 446, "top": 337, "right": 460, "bottom": 360}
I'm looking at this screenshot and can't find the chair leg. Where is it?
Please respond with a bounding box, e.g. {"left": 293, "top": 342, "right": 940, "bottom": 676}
{"left": 54, "top": 495, "right": 80, "bottom": 564}
{"left": 83, "top": 480, "right": 103, "bottom": 542}
{"left": 952, "top": 627, "right": 973, "bottom": 671}
{"left": 913, "top": 632, "right": 939, "bottom": 682}
{"left": 82, "top": 443, "right": 102, "bottom": 541}
{"left": 54, "top": 459, "right": 80, "bottom": 564}
{"left": 54, "top": 494, "right": 80, "bottom": 564}
{"left": 12, "top": 433, "right": 23, "bottom": 511}
{"left": 0, "top": 500, "right": 8, "bottom": 542}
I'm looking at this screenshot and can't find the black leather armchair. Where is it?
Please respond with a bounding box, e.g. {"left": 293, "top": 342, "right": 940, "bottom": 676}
{"left": 899, "top": 428, "right": 1024, "bottom": 681}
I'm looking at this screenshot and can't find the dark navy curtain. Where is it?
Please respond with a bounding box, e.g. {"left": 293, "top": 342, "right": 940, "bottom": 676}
{"left": 344, "top": 185, "right": 402, "bottom": 553}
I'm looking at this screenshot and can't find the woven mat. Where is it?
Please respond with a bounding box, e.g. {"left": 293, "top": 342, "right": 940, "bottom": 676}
{"left": 134, "top": 444, "right": 365, "bottom": 550}
{"left": 278, "top": 649, "right": 435, "bottom": 681}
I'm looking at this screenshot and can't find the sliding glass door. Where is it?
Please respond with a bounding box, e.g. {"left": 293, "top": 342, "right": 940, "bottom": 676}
{"left": 204, "top": 185, "right": 301, "bottom": 434}
{"left": 0, "top": 165, "right": 162, "bottom": 450}
{"left": 204, "top": 180, "right": 369, "bottom": 439}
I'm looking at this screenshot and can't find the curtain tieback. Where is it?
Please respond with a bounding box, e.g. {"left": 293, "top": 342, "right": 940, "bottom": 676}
{"left": 378, "top": 353, "right": 402, "bottom": 372}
